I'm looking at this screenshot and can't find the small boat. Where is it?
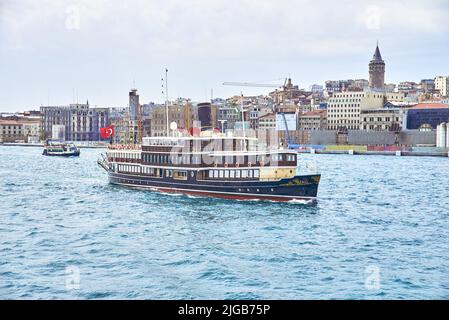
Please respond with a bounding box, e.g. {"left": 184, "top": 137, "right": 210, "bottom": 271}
{"left": 42, "top": 140, "right": 80, "bottom": 157}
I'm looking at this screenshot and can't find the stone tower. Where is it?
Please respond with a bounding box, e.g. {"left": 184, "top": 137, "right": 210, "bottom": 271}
{"left": 369, "top": 43, "right": 385, "bottom": 90}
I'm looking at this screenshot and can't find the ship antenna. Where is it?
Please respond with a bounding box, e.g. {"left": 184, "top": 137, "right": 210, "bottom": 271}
{"left": 241, "top": 91, "right": 246, "bottom": 151}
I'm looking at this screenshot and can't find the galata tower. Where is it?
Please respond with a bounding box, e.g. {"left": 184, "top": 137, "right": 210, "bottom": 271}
{"left": 369, "top": 43, "right": 385, "bottom": 90}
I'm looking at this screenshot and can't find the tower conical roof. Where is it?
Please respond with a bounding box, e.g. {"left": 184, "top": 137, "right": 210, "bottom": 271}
{"left": 372, "top": 43, "right": 383, "bottom": 61}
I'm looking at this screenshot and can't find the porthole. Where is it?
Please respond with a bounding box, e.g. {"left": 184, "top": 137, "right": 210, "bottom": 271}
{"left": 271, "top": 188, "right": 274, "bottom": 192}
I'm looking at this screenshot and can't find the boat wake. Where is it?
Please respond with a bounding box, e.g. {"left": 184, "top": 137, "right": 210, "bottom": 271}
{"left": 287, "top": 199, "right": 316, "bottom": 205}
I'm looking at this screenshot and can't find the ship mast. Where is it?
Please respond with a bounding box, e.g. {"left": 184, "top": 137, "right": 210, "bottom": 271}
{"left": 240, "top": 92, "right": 246, "bottom": 150}
{"left": 165, "top": 68, "right": 169, "bottom": 137}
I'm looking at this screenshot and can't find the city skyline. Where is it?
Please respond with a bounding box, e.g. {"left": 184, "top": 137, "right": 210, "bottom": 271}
{"left": 1, "top": 0, "right": 449, "bottom": 112}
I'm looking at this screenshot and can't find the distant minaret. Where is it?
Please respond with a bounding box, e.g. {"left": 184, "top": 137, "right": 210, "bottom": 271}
{"left": 369, "top": 42, "right": 385, "bottom": 90}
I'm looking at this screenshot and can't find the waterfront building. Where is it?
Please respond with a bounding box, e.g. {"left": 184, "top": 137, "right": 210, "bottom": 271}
{"left": 327, "top": 92, "right": 386, "bottom": 130}
{"left": 368, "top": 44, "right": 385, "bottom": 90}
{"left": 22, "top": 119, "right": 41, "bottom": 143}
{"left": 249, "top": 105, "right": 272, "bottom": 130}
{"left": 385, "top": 83, "right": 396, "bottom": 93}
{"left": 386, "top": 92, "right": 406, "bottom": 103}
{"left": 406, "top": 103, "right": 449, "bottom": 129}
{"left": 310, "top": 84, "right": 324, "bottom": 94}
{"left": 276, "top": 113, "right": 298, "bottom": 132}
{"left": 359, "top": 108, "right": 407, "bottom": 131}
{"left": 299, "top": 110, "right": 327, "bottom": 130}
{"left": 40, "top": 102, "right": 110, "bottom": 141}
{"left": 269, "top": 78, "right": 311, "bottom": 104}
{"left": 435, "top": 76, "right": 449, "bottom": 97}
{"left": 324, "top": 79, "right": 368, "bottom": 94}
{"left": 353, "top": 79, "right": 370, "bottom": 91}
{"left": 0, "top": 112, "right": 41, "bottom": 143}
{"left": 109, "top": 107, "right": 127, "bottom": 120}
{"left": 398, "top": 81, "right": 419, "bottom": 95}
{"left": 258, "top": 113, "right": 276, "bottom": 129}
{"left": 218, "top": 104, "right": 241, "bottom": 131}
{"left": 150, "top": 101, "right": 218, "bottom": 136}
{"left": 420, "top": 79, "right": 436, "bottom": 94}
{"left": 0, "top": 120, "right": 24, "bottom": 142}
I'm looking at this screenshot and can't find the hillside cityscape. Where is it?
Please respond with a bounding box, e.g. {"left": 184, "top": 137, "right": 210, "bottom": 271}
{"left": 1, "top": 44, "right": 449, "bottom": 150}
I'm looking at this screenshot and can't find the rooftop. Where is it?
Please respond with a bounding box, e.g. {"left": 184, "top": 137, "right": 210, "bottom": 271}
{"left": 409, "top": 103, "right": 449, "bottom": 110}
{"left": 301, "top": 110, "right": 326, "bottom": 116}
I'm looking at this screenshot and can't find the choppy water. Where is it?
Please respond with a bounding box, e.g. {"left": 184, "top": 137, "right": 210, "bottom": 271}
{"left": 1, "top": 146, "right": 449, "bottom": 299}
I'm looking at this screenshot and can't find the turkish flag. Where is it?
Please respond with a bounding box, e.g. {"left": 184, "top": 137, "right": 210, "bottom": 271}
{"left": 189, "top": 127, "right": 201, "bottom": 136}
{"left": 100, "top": 125, "right": 114, "bottom": 139}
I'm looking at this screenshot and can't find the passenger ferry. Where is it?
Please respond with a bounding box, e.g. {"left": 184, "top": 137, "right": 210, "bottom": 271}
{"left": 97, "top": 134, "right": 320, "bottom": 202}
{"left": 42, "top": 140, "right": 80, "bottom": 157}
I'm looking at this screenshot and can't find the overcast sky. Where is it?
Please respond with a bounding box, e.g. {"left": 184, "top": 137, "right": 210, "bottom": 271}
{"left": 1, "top": 0, "right": 448, "bottom": 112}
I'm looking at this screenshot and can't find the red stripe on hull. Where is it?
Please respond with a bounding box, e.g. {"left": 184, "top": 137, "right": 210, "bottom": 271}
{"left": 155, "top": 187, "right": 314, "bottom": 202}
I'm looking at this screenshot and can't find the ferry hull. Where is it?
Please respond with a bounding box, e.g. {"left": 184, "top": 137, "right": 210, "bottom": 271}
{"left": 42, "top": 150, "right": 80, "bottom": 157}
{"left": 107, "top": 172, "right": 320, "bottom": 202}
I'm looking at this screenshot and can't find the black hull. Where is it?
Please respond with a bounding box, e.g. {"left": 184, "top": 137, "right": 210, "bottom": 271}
{"left": 107, "top": 172, "right": 320, "bottom": 202}
{"left": 42, "top": 150, "right": 80, "bottom": 157}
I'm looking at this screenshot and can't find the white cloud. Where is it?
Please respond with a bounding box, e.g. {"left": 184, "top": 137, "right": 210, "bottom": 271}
{"left": 0, "top": 0, "right": 448, "bottom": 110}
{"left": 1, "top": 0, "right": 448, "bottom": 57}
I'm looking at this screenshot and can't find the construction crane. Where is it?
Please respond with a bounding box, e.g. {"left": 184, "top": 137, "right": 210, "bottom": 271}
{"left": 222, "top": 82, "right": 283, "bottom": 88}
{"left": 222, "top": 80, "right": 297, "bottom": 149}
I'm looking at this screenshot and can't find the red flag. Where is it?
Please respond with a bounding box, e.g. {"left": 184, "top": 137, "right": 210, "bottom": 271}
{"left": 189, "top": 127, "right": 201, "bottom": 136}
{"left": 100, "top": 125, "right": 114, "bottom": 139}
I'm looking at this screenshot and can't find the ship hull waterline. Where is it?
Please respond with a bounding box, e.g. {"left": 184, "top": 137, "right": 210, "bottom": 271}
{"left": 107, "top": 172, "right": 320, "bottom": 203}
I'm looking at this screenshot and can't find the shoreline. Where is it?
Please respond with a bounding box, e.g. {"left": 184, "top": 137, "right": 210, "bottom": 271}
{"left": 2, "top": 142, "right": 448, "bottom": 157}
{"left": 0, "top": 142, "right": 107, "bottom": 149}
{"left": 298, "top": 149, "right": 449, "bottom": 157}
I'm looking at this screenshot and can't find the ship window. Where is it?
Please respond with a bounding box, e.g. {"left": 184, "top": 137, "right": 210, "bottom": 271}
{"left": 242, "top": 170, "right": 247, "bottom": 178}
{"left": 224, "top": 170, "right": 229, "bottom": 178}
{"left": 219, "top": 170, "right": 224, "bottom": 178}
{"left": 230, "top": 170, "right": 235, "bottom": 178}
{"left": 247, "top": 170, "right": 253, "bottom": 178}
{"left": 236, "top": 170, "right": 241, "bottom": 178}
{"left": 254, "top": 170, "right": 260, "bottom": 178}
{"left": 214, "top": 170, "right": 219, "bottom": 178}
{"left": 173, "top": 170, "right": 187, "bottom": 180}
